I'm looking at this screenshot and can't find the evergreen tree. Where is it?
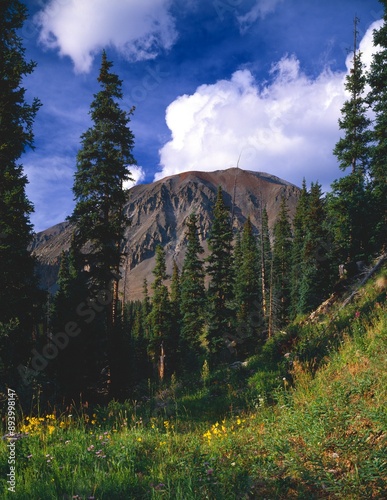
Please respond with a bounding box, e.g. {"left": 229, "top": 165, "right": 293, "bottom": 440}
{"left": 367, "top": 4, "right": 387, "bottom": 252}
{"left": 259, "top": 206, "right": 272, "bottom": 331}
{"left": 180, "top": 214, "right": 206, "bottom": 368}
{"left": 0, "top": 1, "right": 42, "bottom": 384}
{"left": 69, "top": 51, "right": 135, "bottom": 394}
{"left": 141, "top": 278, "right": 152, "bottom": 336}
{"left": 130, "top": 281, "right": 152, "bottom": 383}
{"left": 206, "top": 187, "right": 234, "bottom": 361}
{"left": 148, "top": 245, "right": 172, "bottom": 379}
{"left": 329, "top": 18, "right": 372, "bottom": 261}
{"left": 234, "top": 217, "right": 261, "bottom": 352}
{"left": 298, "top": 183, "right": 333, "bottom": 313}
{"left": 271, "top": 197, "right": 293, "bottom": 328}
{"left": 127, "top": 300, "right": 150, "bottom": 387}
{"left": 290, "top": 180, "right": 309, "bottom": 317}
{"left": 50, "top": 249, "right": 92, "bottom": 397}
{"left": 170, "top": 260, "right": 182, "bottom": 368}
{"left": 51, "top": 249, "right": 83, "bottom": 326}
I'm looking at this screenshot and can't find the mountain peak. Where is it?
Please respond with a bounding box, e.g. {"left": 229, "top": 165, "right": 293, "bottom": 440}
{"left": 32, "top": 168, "right": 301, "bottom": 299}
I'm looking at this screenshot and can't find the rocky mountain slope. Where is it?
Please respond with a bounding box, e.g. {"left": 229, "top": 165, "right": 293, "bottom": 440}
{"left": 31, "top": 168, "right": 300, "bottom": 300}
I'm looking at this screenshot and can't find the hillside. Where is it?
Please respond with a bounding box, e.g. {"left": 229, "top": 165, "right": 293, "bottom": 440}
{"left": 2, "top": 259, "right": 386, "bottom": 499}
{"left": 30, "top": 168, "right": 300, "bottom": 298}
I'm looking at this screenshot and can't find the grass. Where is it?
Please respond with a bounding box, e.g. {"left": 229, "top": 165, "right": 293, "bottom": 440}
{"left": 1, "top": 267, "right": 386, "bottom": 499}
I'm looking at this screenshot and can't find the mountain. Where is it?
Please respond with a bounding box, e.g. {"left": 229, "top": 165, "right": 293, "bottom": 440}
{"left": 31, "top": 168, "right": 301, "bottom": 300}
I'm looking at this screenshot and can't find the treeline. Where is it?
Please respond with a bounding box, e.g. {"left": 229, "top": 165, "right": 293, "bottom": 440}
{"left": 0, "top": 2, "right": 386, "bottom": 406}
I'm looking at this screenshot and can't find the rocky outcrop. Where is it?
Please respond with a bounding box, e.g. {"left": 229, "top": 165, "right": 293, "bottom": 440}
{"left": 31, "top": 168, "right": 301, "bottom": 299}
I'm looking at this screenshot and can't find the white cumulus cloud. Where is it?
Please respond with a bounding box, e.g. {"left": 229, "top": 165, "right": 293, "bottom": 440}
{"left": 156, "top": 21, "right": 380, "bottom": 189}
{"left": 35, "top": 0, "right": 177, "bottom": 73}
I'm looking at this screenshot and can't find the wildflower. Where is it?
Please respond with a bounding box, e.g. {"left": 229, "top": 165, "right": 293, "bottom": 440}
{"left": 137, "top": 437, "right": 142, "bottom": 442}
{"left": 153, "top": 483, "right": 165, "bottom": 491}
{"left": 355, "top": 311, "right": 361, "bottom": 318}
{"left": 203, "top": 431, "right": 212, "bottom": 441}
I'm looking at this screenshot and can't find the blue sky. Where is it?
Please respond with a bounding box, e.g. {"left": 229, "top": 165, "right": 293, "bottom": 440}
{"left": 20, "top": 0, "right": 383, "bottom": 232}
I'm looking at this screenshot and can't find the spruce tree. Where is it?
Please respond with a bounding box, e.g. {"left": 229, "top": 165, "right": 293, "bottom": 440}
{"left": 298, "top": 183, "right": 333, "bottom": 313}
{"left": 148, "top": 245, "right": 172, "bottom": 379}
{"left": 259, "top": 206, "right": 272, "bottom": 331}
{"left": 367, "top": 4, "right": 387, "bottom": 252}
{"left": 142, "top": 279, "right": 151, "bottom": 333}
{"left": 170, "top": 260, "right": 182, "bottom": 369}
{"left": 206, "top": 187, "right": 234, "bottom": 361}
{"left": 0, "top": 1, "right": 42, "bottom": 383}
{"left": 329, "top": 18, "right": 372, "bottom": 262}
{"left": 180, "top": 213, "right": 206, "bottom": 368}
{"left": 130, "top": 281, "right": 152, "bottom": 383}
{"left": 70, "top": 51, "right": 135, "bottom": 394}
{"left": 71, "top": 51, "right": 135, "bottom": 299}
{"left": 234, "top": 217, "right": 261, "bottom": 352}
{"left": 271, "top": 197, "right": 293, "bottom": 328}
{"left": 50, "top": 248, "right": 91, "bottom": 397}
{"left": 290, "top": 180, "right": 309, "bottom": 318}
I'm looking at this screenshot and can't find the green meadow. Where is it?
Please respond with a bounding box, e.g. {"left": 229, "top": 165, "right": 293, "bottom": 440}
{"left": 1, "top": 267, "right": 386, "bottom": 499}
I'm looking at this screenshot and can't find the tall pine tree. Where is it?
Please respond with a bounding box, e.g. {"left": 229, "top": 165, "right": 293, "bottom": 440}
{"left": 0, "top": 1, "right": 42, "bottom": 384}
{"left": 70, "top": 51, "right": 135, "bottom": 395}
{"left": 290, "top": 180, "right": 309, "bottom": 318}
{"left": 271, "top": 197, "right": 293, "bottom": 329}
{"left": 367, "top": 3, "right": 387, "bottom": 252}
{"left": 169, "top": 260, "right": 182, "bottom": 371}
{"left": 180, "top": 213, "right": 206, "bottom": 369}
{"left": 50, "top": 248, "right": 91, "bottom": 397}
{"left": 148, "top": 245, "right": 172, "bottom": 380}
{"left": 259, "top": 206, "right": 272, "bottom": 331}
{"left": 206, "top": 187, "right": 234, "bottom": 362}
{"left": 234, "top": 217, "right": 262, "bottom": 353}
{"left": 298, "top": 183, "right": 333, "bottom": 313}
{"left": 329, "top": 17, "right": 372, "bottom": 262}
